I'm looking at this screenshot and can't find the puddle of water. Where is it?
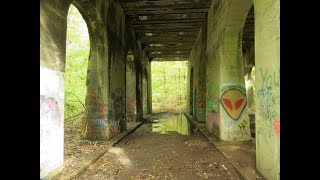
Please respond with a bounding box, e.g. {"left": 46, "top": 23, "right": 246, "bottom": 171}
{"left": 151, "top": 114, "right": 193, "bottom": 135}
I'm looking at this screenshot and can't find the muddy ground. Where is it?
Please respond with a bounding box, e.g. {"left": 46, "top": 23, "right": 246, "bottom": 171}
{"left": 75, "top": 112, "right": 242, "bottom": 179}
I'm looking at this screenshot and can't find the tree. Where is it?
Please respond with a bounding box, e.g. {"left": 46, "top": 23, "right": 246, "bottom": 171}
{"left": 64, "top": 4, "right": 90, "bottom": 119}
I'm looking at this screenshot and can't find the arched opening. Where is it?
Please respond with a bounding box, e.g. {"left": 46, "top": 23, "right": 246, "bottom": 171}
{"left": 242, "top": 5, "right": 256, "bottom": 140}
{"left": 64, "top": 4, "right": 89, "bottom": 128}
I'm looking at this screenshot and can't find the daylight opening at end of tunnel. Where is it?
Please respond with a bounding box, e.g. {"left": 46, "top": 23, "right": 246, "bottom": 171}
{"left": 151, "top": 61, "right": 188, "bottom": 113}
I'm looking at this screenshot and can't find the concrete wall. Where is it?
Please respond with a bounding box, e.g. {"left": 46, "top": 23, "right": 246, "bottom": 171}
{"left": 254, "top": 0, "right": 280, "bottom": 179}
{"left": 189, "top": 0, "right": 280, "bottom": 179}
{"left": 40, "top": 0, "right": 148, "bottom": 178}
{"left": 189, "top": 0, "right": 252, "bottom": 140}
{"left": 189, "top": 25, "right": 206, "bottom": 123}
{"left": 126, "top": 52, "right": 137, "bottom": 122}
{"left": 142, "top": 63, "right": 148, "bottom": 115}
{"left": 40, "top": 0, "right": 69, "bottom": 178}
{"left": 106, "top": 1, "right": 127, "bottom": 137}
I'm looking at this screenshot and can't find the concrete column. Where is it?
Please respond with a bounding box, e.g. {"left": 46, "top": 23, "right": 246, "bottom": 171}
{"left": 126, "top": 52, "right": 137, "bottom": 122}
{"left": 40, "top": 0, "right": 69, "bottom": 178}
{"left": 80, "top": 4, "right": 110, "bottom": 141}
{"left": 107, "top": 41, "right": 127, "bottom": 137}
{"left": 218, "top": 0, "right": 253, "bottom": 141}
{"left": 135, "top": 54, "right": 144, "bottom": 122}
{"left": 142, "top": 61, "right": 149, "bottom": 115}
{"left": 253, "top": 0, "right": 280, "bottom": 179}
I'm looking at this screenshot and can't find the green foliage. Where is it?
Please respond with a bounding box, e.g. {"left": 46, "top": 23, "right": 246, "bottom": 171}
{"left": 65, "top": 5, "right": 90, "bottom": 119}
{"left": 151, "top": 61, "right": 188, "bottom": 112}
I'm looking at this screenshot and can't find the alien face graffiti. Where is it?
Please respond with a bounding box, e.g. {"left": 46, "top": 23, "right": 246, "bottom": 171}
{"left": 220, "top": 88, "right": 247, "bottom": 120}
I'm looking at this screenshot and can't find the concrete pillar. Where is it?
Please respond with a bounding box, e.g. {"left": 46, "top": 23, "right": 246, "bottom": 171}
{"left": 219, "top": 0, "right": 253, "bottom": 141}
{"left": 126, "top": 51, "right": 137, "bottom": 122}
{"left": 253, "top": 0, "right": 280, "bottom": 179}
{"left": 40, "top": 0, "right": 69, "bottom": 178}
{"left": 205, "top": 0, "right": 253, "bottom": 141}
{"left": 135, "top": 53, "right": 144, "bottom": 122}
{"left": 142, "top": 60, "right": 149, "bottom": 115}
{"left": 79, "top": 2, "right": 110, "bottom": 141}
{"left": 108, "top": 42, "right": 127, "bottom": 136}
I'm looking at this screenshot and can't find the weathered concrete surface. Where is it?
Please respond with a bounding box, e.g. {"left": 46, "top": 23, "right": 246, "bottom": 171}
{"left": 126, "top": 51, "right": 137, "bottom": 122}
{"left": 253, "top": 0, "right": 280, "bottom": 179}
{"left": 40, "top": 0, "right": 69, "bottom": 178}
{"left": 189, "top": 25, "right": 207, "bottom": 124}
{"left": 107, "top": 2, "right": 127, "bottom": 137}
{"left": 41, "top": 0, "right": 148, "bottom": 178}
{"left": 40, "top": 66, "right": 65, "bottom": 179}
{"left": 81, "top": 0, "right": 110, "bottom": 141}
{"left": 188, "top": 0, "right": 280, "bottom": 179}
{"left": 189, "top": 0, "right": 252, "bottom": 141}
{"left": 142, "top": 62, "right": 148, "bottom": 115}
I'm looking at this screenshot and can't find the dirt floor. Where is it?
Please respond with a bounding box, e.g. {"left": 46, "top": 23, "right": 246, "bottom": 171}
{"left": 76, "top": 112, "right": 242, "bottom": 179}
{"left": 63, "top": 114, "right": 137, "bottom": 176}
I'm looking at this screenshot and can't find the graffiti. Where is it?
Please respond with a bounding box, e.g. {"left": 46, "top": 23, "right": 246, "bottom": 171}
{"left": 238, "top": 120, "right": 247, "bottom": 131}
{"left": 40, "top": 95, "right": 61, "bottom": 127}
{"left": 207, "top": 111, "right": 219, "bottom": 133}
{"left": 273, "top": 120, "right": 280, "bottom": 134}
{"left": 260, "top": 68, "right": 280, "bottom": 88}
{"left": 197, "top": 89, "right": 206, "bottom": 108}
{"left": 98, "top": 104, "right": 107, "bottom": 112}
{"left": 224, "top": 119, "right": 233, "bottom": 128}
{"left": 86, "top": 90, "right": 98, "bottom": 104}
{"left": 257, "top": 86, "right": 272, "bottom": 97}
{"left": 126, "top": 101, "right": 137, "bottom": 121}
{"left": 208, "top": 101, "right": 218, "bottom": 112}
{"left": 224, "top": 127, "right": 249, "bottom": 141}
{"left": 109, "top": 88, "right": 125, "bottom": 132}
{"left": 220, "top": 88, "right": 247, "bottom": 120}
{"left": 257, "top": 85, "right": 279, "bottom": 123}
{"left": 91, "top": 119, "right": 105, "bottom": 126}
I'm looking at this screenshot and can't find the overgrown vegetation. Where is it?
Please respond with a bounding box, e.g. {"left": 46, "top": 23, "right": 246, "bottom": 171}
{"left": 65, "top": 5, "right": 90, "bottom": 119}
{"left": 152, "top": 61, "right": 187, "bottom": 112}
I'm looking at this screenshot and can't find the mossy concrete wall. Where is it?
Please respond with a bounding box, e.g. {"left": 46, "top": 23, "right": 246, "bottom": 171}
{"left": 126, "top": 52, "right": 137, "bottom": 122}
{"left": 40, "top": 0, "right": 147, "bottom": 178}
{"left": 254, "top": 0, "right": 280, "bottom": 179}
{"left": 80, "top": 0, "right": 111, "bottom": 141}
{"left": 189, "top": 0, "right": 280, "bottom": 179}
{"left": 189, "top": 0, "right": 252, "bottom": 141}
{"left": 142, "top": 62, "right": 148, "bottom": 115}
{"left": 106, "top": 1, "right": 127, "bottom": 138}
{"left": 189, "top": 25, "right": 206, "bottom": 123}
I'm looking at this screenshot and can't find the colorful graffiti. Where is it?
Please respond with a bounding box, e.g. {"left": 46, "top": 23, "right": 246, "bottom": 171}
{"left": 208, "top": 101, "right": 218, "bottom": 112}
{"left": 260, "top": 68, "right": 280, "bottom": 88}
{"left": 220, "top": 88, "right": 247, "bottom": 120}
{"left": 197, "top": 89, "right": 206, "bottom": 108}
{"left": 109, "top": 88, "right": 126, "bottom": 132}
{"left": 127, "top": 100, "right": 137, "bottom": 121}
{"left": 273, "top": 119, "right": 280, "bottom": 134}
{"left": 40, "top": 95, "right": 61, "bottom": 126}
